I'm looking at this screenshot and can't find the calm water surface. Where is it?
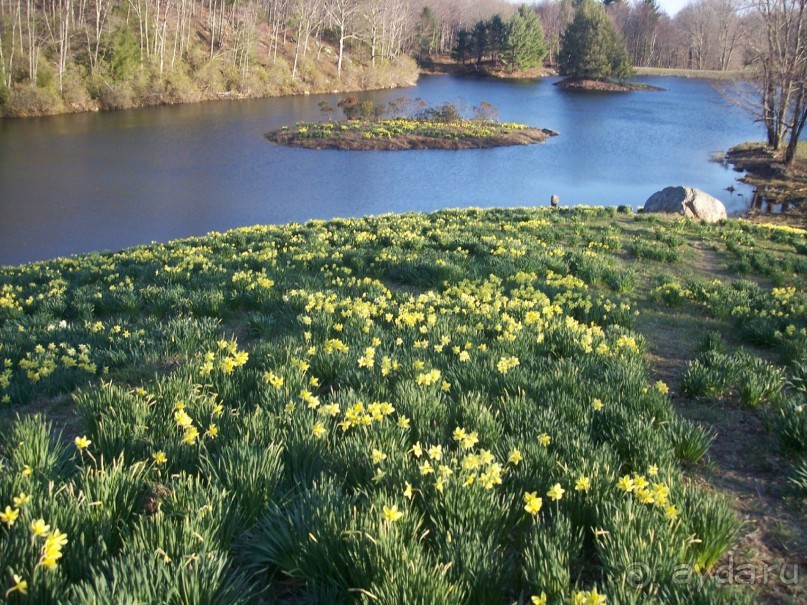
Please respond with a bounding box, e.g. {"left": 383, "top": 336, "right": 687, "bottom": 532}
{"left": 0, "top": 75, "right": 762, "bottom": 265}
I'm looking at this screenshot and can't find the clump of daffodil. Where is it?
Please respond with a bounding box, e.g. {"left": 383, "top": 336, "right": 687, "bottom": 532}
{"left": 357, "top": 346, "right": 375, "bottom": 368}
{"left": 636, "top": 488, "right": 655, "bottom": 504}
{"left": 496, "top": 355, "right": 520, "bottom": 374}
{"left": 263, "top": 371, "right": 284, "bottom": 388}
{"left": 427, "top": 444, "right": 443, "bottom": 461}
{"left": 319, "top": 402, "right": 340, "bottom": 417}
{"left": 182, "top": 426, "right": 199, "bottom": 445}
{"left": 0, "top": 506, "right": 19, "bottom": 527}
{"left": 38, "top": 528, "right": 68, "bottom": 570}
{"left": 459, "top": 431, "right": 478, "bottom": 449}
{"left": 74, "top": 435, "right": 91, "bottom": 450}
{"left": 665, "top": 505, "right": 680, "bottom": 520}
{"left": 299, "top": 389, "right": 320, "bottom": 409}
{"left": 478, "top": 462, "right": 503, "bottom": 489}
{"left": 174, "top": 408, "right": 193, "bottom": 428}
{"left": 324, "top": 338, "right": 349, "bottom": 354}
{"left": 31, "top": 518, "right": 51, "bottom": 537}
{"left": 371, "top": 448, "right": 387, "bottom": 464}
{"left": 547, "top": 483, "right": 565, "bottom": 501}
{"left": 523, "top": 491, "right": 543, "bottom": 516}
{"left": 5, "top": 574, "right": 27, "bottom": 597}
{"left": 617, "top": 475, "right": 635, "bottom": 493}
{"left": 651, "top": 483, "right": 670, "bottom": 505}
{"left": 380, "top": 355, "right": 399, "bottom": 376}
{"left": 573, "top": 587, "right": 607, "bottom": 604}
{"left": 416, "top": 368, "right": 441, "bottom": 386}
{"left": 382, "top": 504, "right": 403, "bottom": 523}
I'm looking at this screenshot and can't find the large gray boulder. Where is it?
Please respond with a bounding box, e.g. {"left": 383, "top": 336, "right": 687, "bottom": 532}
{"left": 643, "top": 186, "right": 727, "bottom": 223}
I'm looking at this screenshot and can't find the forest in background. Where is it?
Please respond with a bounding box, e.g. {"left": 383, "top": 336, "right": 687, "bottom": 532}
{"left": 0, "top": 0, "right": 517, "bottom": 116}
{"left": 0, "top": 0, "right": 785, "bottom": 117}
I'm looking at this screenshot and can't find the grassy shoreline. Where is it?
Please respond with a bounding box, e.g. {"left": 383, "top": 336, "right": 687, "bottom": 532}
{"left": 0, "top": 207, "right": 805, "bottom": 602}
{"left": 2, "top": 62, "right": 754, "bottom": 120}
{"left": 0, "top": 58, "right": 420, "bottom": 120}
{"left": 633, "top": 67, "right": 750, "bottom": 80}
{"left": 725, "top": 141, "right": 807, "bottom": 226}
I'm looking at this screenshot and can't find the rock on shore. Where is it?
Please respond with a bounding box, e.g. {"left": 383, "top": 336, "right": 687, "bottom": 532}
{"left": 643, "top": 186, "right": 727, "bottom": 223}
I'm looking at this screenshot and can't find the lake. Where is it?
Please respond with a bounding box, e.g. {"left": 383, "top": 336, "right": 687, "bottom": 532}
{"left": 0, "top": 75, "right": 762, "bottom": 265}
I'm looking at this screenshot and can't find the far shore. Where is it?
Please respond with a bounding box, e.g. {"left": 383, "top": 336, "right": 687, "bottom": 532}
{"left": 1, "top": 60, "right": 752, "bottom": 120}
{"left": 420, "top": 56, "right": 749, "bottom": 83}
{"left": 633, "top": 66, "right": 751, "bottom": 80}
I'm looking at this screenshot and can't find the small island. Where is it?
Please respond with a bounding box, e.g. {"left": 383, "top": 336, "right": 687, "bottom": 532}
{"left": 555, "top": 78, "right": 664, "bottom": 92}
{"left": 268, "top": 119, "right": 556, "bottom": 151}
{"left": 267, "top": 97, "right": 557, "bottom": 151}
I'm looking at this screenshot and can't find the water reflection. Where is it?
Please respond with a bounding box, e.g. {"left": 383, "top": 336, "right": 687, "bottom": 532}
{"left": 750, "top": 186, "right": 792, "bottom": 215}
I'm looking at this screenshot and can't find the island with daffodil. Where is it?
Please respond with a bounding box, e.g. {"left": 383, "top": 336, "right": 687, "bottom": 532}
{"left": 267, "top": 97, "right": 557, "bottom": 151}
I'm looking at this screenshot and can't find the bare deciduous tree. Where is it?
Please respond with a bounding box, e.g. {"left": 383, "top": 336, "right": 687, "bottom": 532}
{"left": 325, "top": 0, "right": 360, "bottom": 75}
{"left": 748, "top": 0, "right": 807, "bottom": 163}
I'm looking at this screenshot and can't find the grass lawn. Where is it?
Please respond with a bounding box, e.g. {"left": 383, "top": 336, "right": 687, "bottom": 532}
{"left": 633, "top": 67, "right": 750, "bottom": 80}
{"left": 0, "top": 207, "right": 805, "bottom": 603}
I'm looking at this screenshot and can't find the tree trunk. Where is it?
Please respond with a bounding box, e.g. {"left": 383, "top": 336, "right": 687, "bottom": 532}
{"left": 783, "top": 85, "right": 807, "bottom": 164}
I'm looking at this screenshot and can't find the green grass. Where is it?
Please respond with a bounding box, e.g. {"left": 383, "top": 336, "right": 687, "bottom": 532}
{"left": 0, "top": 207, "right": 804, "bottom": 603}
{"left": 633, "top": 66, "right": 751, "bottom": 80}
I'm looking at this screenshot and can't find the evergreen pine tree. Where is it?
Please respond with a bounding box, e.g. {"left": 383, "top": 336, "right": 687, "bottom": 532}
{"left": 503, "top": 5, "right": 548, "bottom": 71}
{"left": 452, "top": 29, "right": 472, "bottom": 64}
{"left": 558, "top": 0, "right": 632, "bottom": 83}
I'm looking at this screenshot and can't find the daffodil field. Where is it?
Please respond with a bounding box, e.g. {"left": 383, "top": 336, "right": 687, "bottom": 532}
{"left": 278, "top": 119, "right": 532, "bottom": 141}
{"left": 1, "top": 207, "right": 805, "bottom": 603}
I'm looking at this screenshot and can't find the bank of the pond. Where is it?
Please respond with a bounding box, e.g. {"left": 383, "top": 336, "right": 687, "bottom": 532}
{"left": 1, "top": 57, "right": 420, "bottom": 119}
{"left": 266, "top": 118, "right": 557, "bottom": 150}
{"left": 725, "top": 142, "right": 807, "bottom": 225}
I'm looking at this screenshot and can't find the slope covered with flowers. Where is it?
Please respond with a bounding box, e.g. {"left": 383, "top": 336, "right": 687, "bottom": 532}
{"left": 0, "top": 207, "right": 805, "bottom": 603}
